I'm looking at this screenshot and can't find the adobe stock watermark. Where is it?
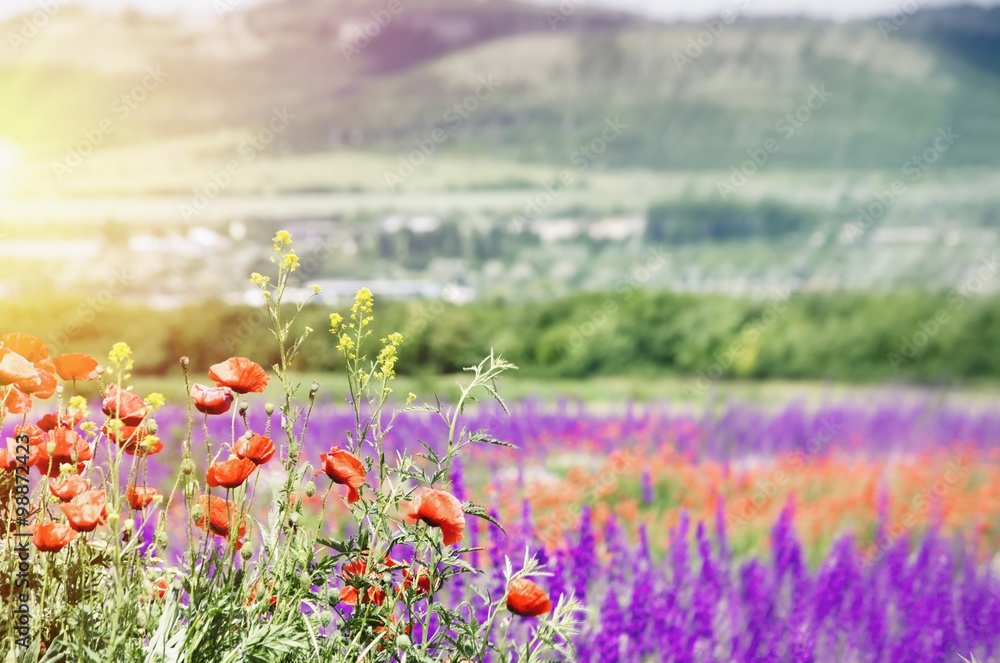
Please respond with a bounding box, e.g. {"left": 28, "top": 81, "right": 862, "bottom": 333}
{"left": 842, "top": 126, "right": 959, "bottom": 244}
{"left": 673, "top": 0, "right": 751, "bottom": 72}
{"left": 545, "top": 0, "right": 585, "bottom": 29}
{"left": 888, "top": 254, "right": 998, "bottom": 372}
{"left": 681, "top": 288, "right": 797, "bottom": 402}
{"left": 339, "top": 0, "right": 410, "bottom": 61}
{"left": 717, "top": 84, "right": 832, "bottom": 200}
{"left": 180, "top": 107, "right": 295, "bottom": 222}
{"left": 876, "top": 0, "right": 927, "bottom": 39}
{"left": 555, "top": 247, "right": 669, "bottom": 357}
{"left": 508, "top": 116, "right": 628, "bottom": 233}
{"left": 7, "top": 0, "right": 69, "bottom": 53}
{"left": 51, "top": 65, "right": 167, "bottom": 182}
{"left": 11, "top": 432, "right": 33, "bottom": 648}
{"left": 384, "top": 75, "right": 503, "bottom": 191}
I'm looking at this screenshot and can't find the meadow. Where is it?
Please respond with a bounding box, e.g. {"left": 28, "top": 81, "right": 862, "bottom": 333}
{"left": 1, "top": 233, "right": 998, "bottom": 662}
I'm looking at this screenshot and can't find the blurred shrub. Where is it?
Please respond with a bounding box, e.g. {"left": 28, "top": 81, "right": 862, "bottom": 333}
{"left": 4, "top": 288, "right": 999, "bottom": 383}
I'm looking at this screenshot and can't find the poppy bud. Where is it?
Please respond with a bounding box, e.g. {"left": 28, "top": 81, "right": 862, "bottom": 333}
{"left": 181, "top": 458, "right": 195, "bottom": 475}
{"left": 310, "top": 381, "right": 320, "bottom": 394}
{"left": 122, "top": 519, "right": 135, "bottom": 534}
{"left": 304, "top": 481, "right": 317, "bottom": 497}
{"left": 155, "top": 534, "right": 168, "bottom": 550}
{"left": 180, "top": 356, "right": 190, "bottom": 367}
{"left": 136, "top": 610, "right": 148, "bottom": 629}
{"left": 146, "top": 419, "right": 158, "bottom": 434}
{"left": 240, "top": 400, "right": 250, "bottom": 414}
{"left": 289, "top": 512, "right": 300, "bottom": 525}
{"left": 396, "top": 635, "right": 412, "bottom": 649}
{"left": 56, "top": 385, "right": 64, "bottom": 395}
{"left": 108, "top": 512, "right": 120, "bottom": 526}
{"left": 241, "top": 546, "right": 253, "bottom": 561}
{"left": 319, "top": 612, "right": 334, "bottom": 627}
{"left": 190, "top": 504, "right": 204, "bottom": 522}
{"left": 46, "top": 441, "right": 56, "bottom": 455}
{"left": 265, "top": 403, "right": 275, "bottom": 416}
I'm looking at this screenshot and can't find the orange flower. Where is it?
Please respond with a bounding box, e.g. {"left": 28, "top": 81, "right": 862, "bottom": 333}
{"left": 1, "top": 386, "right": 32, "bottom": 414}
{"left": 32, "top": 521, "right": 77, "bottom": 552}
{"left": 208, "top": 357, "right": 269, "bottom": 394}
{"left": 206, "top": 457, "right": 257, "bottom": 489}
{"left": 316, "top": 448, "right": 367, "bottom": 503}
{"left": 60, "top": 490, "right": 108, "bottom": 532}
{"left": 506, "top": 579, "right": 552, "bottom": 618}
{"left": 29, "top": 428, "right": 92, "bottom": 477}
{"left": 49, "top": 475, "right": 90, "bottom": 502}
{"left": 234, "top": 433, "right": 276, "bottom": 465}
{"left": 37, "top": 411, "right": 82, "bottom": 432}
{"left": 194, "top": 494, "right": 246, "bottom": 549}
{"left": 407, "top": 488, "right": 465, "bottom": 546}
{"left": 17, "top": 366, "right": 57, "bottom": 400}
{"left": 152, "top": 579, "right": 169, "bottom": 600}
{"left": 126, "top": 485, "right": 159, "bottom": 509}
{"left": 3, "top": 333, "right": 49, "bottom": 365}
{"left": 191, "top": 384, "right": 234, "bottom": 416}
{"left": 0, "top": 347, "right": 39, "bottom": 388}
{"left": 52, "top": 353, "right": 102, "bottom": 381}
{"left": 102, "top": 384, "right": 149, "bottom": 426}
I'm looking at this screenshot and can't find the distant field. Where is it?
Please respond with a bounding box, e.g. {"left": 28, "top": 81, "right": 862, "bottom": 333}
{"left": 121, "top": 371, "right": 1000, "bottom": 412}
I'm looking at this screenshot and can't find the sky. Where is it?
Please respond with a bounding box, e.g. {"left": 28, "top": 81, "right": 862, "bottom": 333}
{"left": 0, "top": 0, "right": 997, "bottom": 21}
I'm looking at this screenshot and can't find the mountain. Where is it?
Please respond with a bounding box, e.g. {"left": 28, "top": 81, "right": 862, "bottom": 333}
{"left": 0, "top": 0, "right": 998, "bottom": 194}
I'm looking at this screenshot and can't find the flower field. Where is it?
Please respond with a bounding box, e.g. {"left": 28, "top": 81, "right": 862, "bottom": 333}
{"left": 1, "top": 234, "right": 998, "bottom": 662}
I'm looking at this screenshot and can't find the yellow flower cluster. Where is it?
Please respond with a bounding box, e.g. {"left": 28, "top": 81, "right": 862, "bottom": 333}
{"left": 250, "top": 272, "right": 271, "bottom": 288}
{"left": 280, "top": 250, "right": 300, "bottom": 272}
{"left": 145, "top": 392, "right": 166, "bottom": 411}
{"left": 68, "top": 395, "right": 88, "bottom": 418}
{"left": 329, "top": 313, "right": 343, "bottom": 335}
{"left": 375, "top": 332, "right": 404, "bottom": 380}
{"left": 108, "top": 342, "right": 134, "bottom": 372}
{"left": 272, "top": 230, "right": 293, "bottom": 253}
{"left": 349, "top": 288, "right": 374, "bottom": 330}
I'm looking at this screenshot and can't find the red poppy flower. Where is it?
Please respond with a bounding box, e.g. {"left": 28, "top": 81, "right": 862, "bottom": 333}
{"left": 1, "top": 386, "right": 32, "bottom": 414}
{"left": 506, "top": 579, "right": 552, "bottom": 618}
{"left": 316, "top": 448, "right": 366, "bottom": 503}
{"left": 49, "top": 475, "right": 90, "bottom": 502}
{"left": 37, "top": 411, "right": 83, "bottom": 432}
{"left": 102, "top": 384, "right": 149, "bottom": 426}
{"left": 208, "top": 357, "right": 269, "bottom": 394}
{"left": 339, "top": 585, "right": 386, "bottom": 606}
{"left": 206, "top": 457, "right": 257, "bottom": 488}
{"left": 406, "top": 488, "right": 466, "bottom": 546}
{"left": 61, "top": 490, "right": 108, "bottom": 533}
{"left": 52, "top": 353, "right": 102, "bottom": 381}
{"left": 32, "top": 521, "right": 77, "bottom": 552}
{"left": 0, "top": 445, "right": 17, "bottom": 472}
{"left": 234, "top": 433, "right": 276, "bottom": 465}
{"left": 15, "top": 424, "right": 45, "bottom": 449}
{"left": 402, "top": 568, "right": 433, "bottom": 595}
{"left": 191, "top": 384, "right": 234, "bottom": 416}
{"left": 29, "top": 428, "right": 92, "bottom": 477}
{"left": 152, "top": 579, "right": 169, "bottom": 600}
{"left": 3, "top": 333, "right": 49, "bottom": 365}
{"left": 0, "top": 347, "right": 38, "bottom": 388}
{"left": 194, "top": 494, "right": 246, "bottom": 549}
{"left": 126, "top": 485, "right": 159, "bottom": 509}
{"left": 17, "top": 365, "right": 57, "bottom": 400}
